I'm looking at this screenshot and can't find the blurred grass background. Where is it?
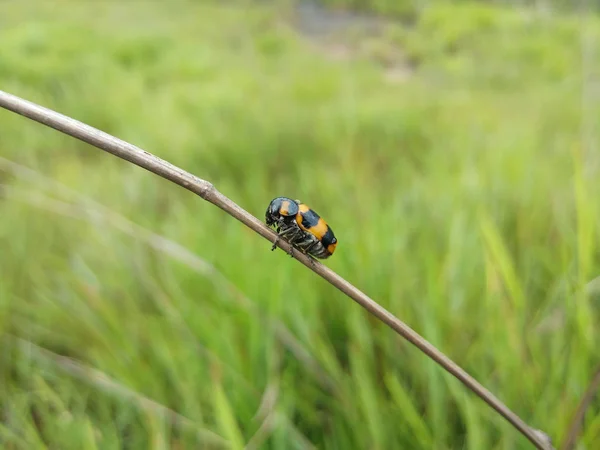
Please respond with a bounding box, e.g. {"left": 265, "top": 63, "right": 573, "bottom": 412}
{"left": 1, "top": 0, "right": 599, "bottom": 448}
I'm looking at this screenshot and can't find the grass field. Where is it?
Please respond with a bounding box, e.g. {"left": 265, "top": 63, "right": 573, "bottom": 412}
{"left": 1, "top": 0, "right": 599, "bottom": 448}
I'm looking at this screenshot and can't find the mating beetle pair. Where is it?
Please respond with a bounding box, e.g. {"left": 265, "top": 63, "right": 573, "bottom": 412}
{"left": 265, "top": 197, "right": 337, "bottom": 260}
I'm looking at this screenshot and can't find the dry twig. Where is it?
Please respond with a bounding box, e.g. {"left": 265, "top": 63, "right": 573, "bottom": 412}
{"left": 0, "top": 89, "right": 553, "bottom": 449}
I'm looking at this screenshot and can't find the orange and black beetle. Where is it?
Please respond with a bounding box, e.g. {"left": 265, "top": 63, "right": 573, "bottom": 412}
{"left": 265, "top": 197, "right": 337, "bottom": 259}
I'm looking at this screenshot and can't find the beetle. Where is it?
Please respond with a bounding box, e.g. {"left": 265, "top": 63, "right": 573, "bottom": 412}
{"left": 265, "top": 197, "right": 338, "bottom": 259}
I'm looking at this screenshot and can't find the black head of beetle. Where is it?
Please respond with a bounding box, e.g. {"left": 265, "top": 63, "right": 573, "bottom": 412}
{"left": 265, "top": 197, "right": 299, "bottom": 226}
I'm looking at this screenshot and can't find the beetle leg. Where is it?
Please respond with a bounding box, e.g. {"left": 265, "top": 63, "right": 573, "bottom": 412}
{"left": 272, "top": 227, "right": 297, "bottom": 251}
{"left": 304, "top": 239, "right": 319, "bottom": 255}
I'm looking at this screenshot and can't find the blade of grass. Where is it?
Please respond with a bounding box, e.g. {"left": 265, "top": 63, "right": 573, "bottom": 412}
{"left": 384, "top": 372, "right": 433, "bottom": 447}
{"left": 571, "top": 144, "right": 595, "bottom": 348}
{"left": 561, "top": 364, "right": 600, "bottom": 450}
{"left": 212, "top": 382, "right": 246, "bottom": 450}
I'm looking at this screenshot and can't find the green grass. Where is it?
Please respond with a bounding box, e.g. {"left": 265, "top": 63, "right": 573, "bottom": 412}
{"left": 1, "top": 0, "right": 600, "bottom": 448}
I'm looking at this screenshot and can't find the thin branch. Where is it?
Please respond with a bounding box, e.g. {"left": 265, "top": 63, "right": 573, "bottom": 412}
{"left": 0, "top": 89, "right": 553, "bottom": 449}
{"left": 561, "top": 364, "right": 600, "bottom": 450}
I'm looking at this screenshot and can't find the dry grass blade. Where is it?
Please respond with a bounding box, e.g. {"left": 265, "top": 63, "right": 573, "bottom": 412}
{"left": 0, "top": 89, "right": 553, "bottom": 449}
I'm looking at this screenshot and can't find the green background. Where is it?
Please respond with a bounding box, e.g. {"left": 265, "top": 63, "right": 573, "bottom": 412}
{"left": 1, "top": 0, "right": 599, "bottom": 448}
